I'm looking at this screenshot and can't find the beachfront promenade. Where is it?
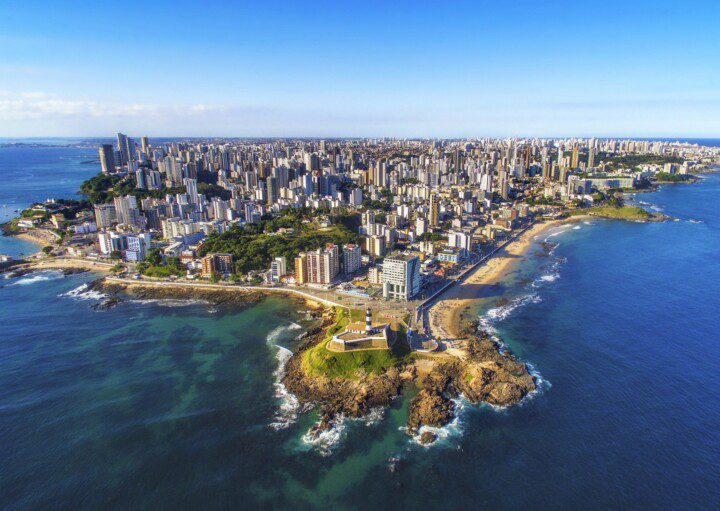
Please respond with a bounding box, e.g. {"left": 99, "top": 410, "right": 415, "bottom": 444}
{"left": 416, "top": 221, "right": 536, "bottom": 341}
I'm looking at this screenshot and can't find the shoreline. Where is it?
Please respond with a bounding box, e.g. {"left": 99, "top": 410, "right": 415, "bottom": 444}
{"left": 428, "top": 218, "right": 567, "bottom": 341}
{"left": 99, "top": 276, "right": 342, "bottom": 311}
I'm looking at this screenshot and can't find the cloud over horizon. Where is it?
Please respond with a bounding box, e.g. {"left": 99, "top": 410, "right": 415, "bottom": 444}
{"left": 1, "top": 90, "right": 719, "bottom": 139}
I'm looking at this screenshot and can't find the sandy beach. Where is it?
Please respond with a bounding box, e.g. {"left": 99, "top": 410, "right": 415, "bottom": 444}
{"left": 14, "top": 229, "right": 61, "bottom": 247}
{"left": 428, "top": 220, "right": 564, "bottom": 341}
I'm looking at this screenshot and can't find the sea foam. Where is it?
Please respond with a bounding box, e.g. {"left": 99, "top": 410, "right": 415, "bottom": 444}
{"left": 59, "top": 283, "right": 106, "bottom": 301}
{"left": 9, "top": 270, "right": 64, "bottom": 286}
{"left": 268, "top": 322, "right": 304, "bottom": 431}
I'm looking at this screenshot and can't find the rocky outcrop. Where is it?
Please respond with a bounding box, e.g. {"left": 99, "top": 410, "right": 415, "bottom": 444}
{"left": 457, "top": 333, "right": 536, "bottom": 405}
{"left": 1, "top": 265, "right": 87, "bottom": 279}
{"left": 281, "top": 311, "right": 404, "bottom": 438}
{"left": 93, "top": 279, "right": 267, "bottom": 307}
{"left": 282, "top": 349, "right": 403, "bottom": 436}
{"left": 406, "top": 331, "right": 536, "bottom": 443}
{"left": 407, "top": 389, "right": 455, "bottom": 436}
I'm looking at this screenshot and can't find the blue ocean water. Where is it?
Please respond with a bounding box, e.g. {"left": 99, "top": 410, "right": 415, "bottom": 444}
{"left": 0, "top": 145, "right": 99, "bottom": 257}
{"left": 1, "top": 146, "right": 719, "bottom": 509}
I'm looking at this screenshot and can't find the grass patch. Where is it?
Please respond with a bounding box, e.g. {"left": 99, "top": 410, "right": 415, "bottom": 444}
{"left": 569, "top": 205, "right": 651, "bottom": 221}
{"left": 348, "top": 307, "right": 365, "bottom": 322}
{"left": 301, "top": 307, "right": 410, "bottom": 379}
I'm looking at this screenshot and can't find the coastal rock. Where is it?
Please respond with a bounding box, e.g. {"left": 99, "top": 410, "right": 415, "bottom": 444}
{"left": 457, "top": 333, "right": 536, "bottom": 406}
{"left": 281, "top": 314, "right": 403, "bottom": 427}
{"left": 419, "top": 431, "right": 438, "bottom": 445}
{"left": 94, "top": 279, "right": 266, "bottom": 307}
{"left": 405, "top": 332, "right": 536, "bottom": 437}
{"left": 283, "top": 352, "right": 403, "bottom": 423}
{"left": 407, "top": 388, "right": 455, "bottom": 435}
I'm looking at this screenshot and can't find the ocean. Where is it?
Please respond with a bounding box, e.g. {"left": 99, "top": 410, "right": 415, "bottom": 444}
{"left": 1, "top": 144, "right": 719, "bottom": 509}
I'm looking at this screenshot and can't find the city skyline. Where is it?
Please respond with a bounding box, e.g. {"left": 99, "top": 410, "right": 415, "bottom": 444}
{"left": 2, "top": 0, "right": 720, "bottom": 138}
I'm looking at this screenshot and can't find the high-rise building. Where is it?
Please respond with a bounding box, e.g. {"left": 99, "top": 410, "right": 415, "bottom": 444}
{"left": 447, "top": 229, "right": 473, "bottom": 256}
{"left": 98, "top": 144, "right": 116, "bottom": 174}
{"left": 94, "top": 203, "right": 117, "bottom": 229}
{"left": 416, "top": 217, "right": 428, "bottom": 236}
{"left": 184, "top": 178, "right": 199, "bottom": 204}
{"left": 342, "top": 244, "right": 361, "bottom": 274}
{"left": 161, "top": 156, "right": 183, "bottom": 187}
{"left": 267, "top": 176, "right": 278, "bottom": 205}
{"left": 571, "top": 146, "right": 579, "bottom": 169}
{"left": 381, "top": 252, "right": 421, "bottom": 301}
{"left": 141, "top": 136, "right": 149, "bottom": 155}
{"left": 301, "top": 246, "right": 339, "bottom": 284}
{"left": 270, "top": 257, "right": 287, "bottom": 282}
{"left": 135, "top": 169, "right": 147, "bottom": 189}
{"left": 116, "top": 133, "right": 128, "bottom": 165}
{"left": 201, "top": 253, "right": 233, "bottom": 277}
{"left": 429, "top": 194, "right": 440, "bottom": 226}
{"left": 349, "top": 188, "right": 363, "bottom": 206}
{"left": 116, "top": 132, "right": 134, "bottom": 166}
{"left": 125, "top": 233, "right": 151, "bottom": 261}
{"left": 366, "top": 234, "right": 386, "bottom": 258}
{"left": 295, "top": 253, "right": 307, "bottom": 284}
{"left": 113, "top": 195, "right": 143, "bottom": 227}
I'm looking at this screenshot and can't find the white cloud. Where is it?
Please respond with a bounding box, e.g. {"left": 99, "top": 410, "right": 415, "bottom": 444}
{"left": 1, "top": 90, "right": 719, "bottom": 138}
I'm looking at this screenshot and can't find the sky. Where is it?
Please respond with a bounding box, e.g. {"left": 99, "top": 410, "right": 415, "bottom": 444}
{"left": 1, "top": 0, "right": 719, "bottom": 138}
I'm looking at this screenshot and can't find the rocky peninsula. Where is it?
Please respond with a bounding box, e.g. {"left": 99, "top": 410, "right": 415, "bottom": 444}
{"left": 281, "top": 307, "right": 536, "bottom": 445}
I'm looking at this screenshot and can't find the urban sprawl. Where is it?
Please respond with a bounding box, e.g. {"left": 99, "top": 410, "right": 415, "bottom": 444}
{"left": 8, "top": 135, "right": 720, "bottom": 346}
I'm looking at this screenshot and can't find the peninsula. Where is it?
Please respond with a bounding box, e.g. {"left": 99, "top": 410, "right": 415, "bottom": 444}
{"left": 2, "top": 136, "right": 718, "bottom": 444}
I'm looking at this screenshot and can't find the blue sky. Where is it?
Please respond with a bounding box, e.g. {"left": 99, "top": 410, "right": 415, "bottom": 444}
{"left": 1, "top": 0, "right": 719, "bottom": 137}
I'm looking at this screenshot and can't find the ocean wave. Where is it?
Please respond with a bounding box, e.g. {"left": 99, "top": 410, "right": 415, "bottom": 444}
{"left": 532, "top": 255, "right": 565, "bottom": 288}
{"left": 59, "top": 283, "right": 106, "bottom": 301}
{"left": 269, "top": 345, "right": 301, "bottom": 431}
{"left": 479, "top": 293, "right": 542, "bottom": 334}
{"left": 411, "top": 398, "right": 465, "bottom": 448}
{"left": 545, "top": 227, "right": 570, "bottom": 239}
{"left": 572, "top": 225, "right": 581, "bottom": 230}
{"left": 9, "top": 270, "right": 64, "bottom": 286}
{"left": 266, "top": 322, "right": 302, "bottom": 344}
{"left": 538, "top": 273, "right": 558, "bottom": 283}
{"left": 301, "top": 415, "right": 347, "bottom": 456}
{"left": 363, "top": 407, "right": 385, "bottom": 426}
{"left": 268, "top": 322, "right": 305, "bottom": 430}
{"left": 582, "top": 221, "right": 592, "bottom": 225}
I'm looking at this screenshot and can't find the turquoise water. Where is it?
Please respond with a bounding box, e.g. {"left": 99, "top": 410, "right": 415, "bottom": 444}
{"left": 1, "top": 146, "right": 719, "bottom": 509}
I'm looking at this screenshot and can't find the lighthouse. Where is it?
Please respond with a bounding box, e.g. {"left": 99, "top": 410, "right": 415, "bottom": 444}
{"left": 365, "top": 307, "right": 373, "bottom": 334}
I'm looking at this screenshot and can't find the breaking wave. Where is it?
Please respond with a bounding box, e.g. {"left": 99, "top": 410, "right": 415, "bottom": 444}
{"left": 9, "top": 270, "right": 64, "bottom": 286}
{"left": 479, "top": 293, "right": 542, "bottom": 334}
{"left": 268, "top": 322, "right": 304, "bottom": 431}
{"left": 301, "top": 416, "right": 347, "bottom": 457}
{"left": 59, "top": 282, "right": 106, "bottom": 301}
{"left": 411, "top": 398, "right": 466, "bottom": 448}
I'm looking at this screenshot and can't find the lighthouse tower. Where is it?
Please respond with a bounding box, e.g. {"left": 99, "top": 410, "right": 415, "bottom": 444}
{"left": 365, "top": 307, "right": 373, "bottom": 334}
